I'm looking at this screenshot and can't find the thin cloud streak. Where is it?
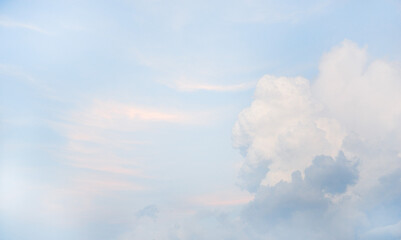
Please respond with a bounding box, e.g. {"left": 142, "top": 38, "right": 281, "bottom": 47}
{"left": 0, "top": 19, "right": 50, "bottom": 34}
{"left": 172, "top": 80, "right": 256, "bottom": 92}
{"left": 69, "top": 100, "right": 202, "bottom": 128}
{"left": 63, "top": 100, "right": 217, "bottom": 132}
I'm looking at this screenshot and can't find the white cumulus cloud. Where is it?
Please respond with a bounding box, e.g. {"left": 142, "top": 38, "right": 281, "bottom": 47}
{"left": 231, "top": 40, "right": 401, "bottom": 239}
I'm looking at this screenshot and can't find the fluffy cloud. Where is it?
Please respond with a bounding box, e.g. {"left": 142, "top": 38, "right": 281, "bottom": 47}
{"left": 314, "top": 40, "right": 401, "bottom": 141}
{"left": 232, "top": 40, "right": 401, "bottom": 239}
{"left": 233, "top": 74, "right": 345, "bottom": 190}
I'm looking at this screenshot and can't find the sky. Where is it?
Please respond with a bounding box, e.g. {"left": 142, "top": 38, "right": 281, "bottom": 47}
{"left": 1, "top": 0, "right": 401, "bottom": 239}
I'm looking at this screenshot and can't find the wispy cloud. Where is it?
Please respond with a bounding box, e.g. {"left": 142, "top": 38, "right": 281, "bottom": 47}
{"left": 71, "top": 176, "right": 145, "bottom": 193}
{"left": 131, "top": 48, "right": 263, "bottom": 93}
{"left": 225, "top": 0, "right": 333, "bottom": 24}
{"left": 0, "top": 64, "right": 54, "bottom": 96}
{"left": 0, "top": 18, "right": 49, "bottom": 34}
{"left": 54, "top": 124, "right": 146, "bottom": 177}
{"left": 66, "top": 100, "right": 209, "bottom": 130}
{"left": 0, "top": 64, "right": 35, "bottom": 83}
{"left": 52, "top": 100, "right": 214, "bottom": 176}
{"left": 171, "top": 79, "right": 256, "bottom": 92}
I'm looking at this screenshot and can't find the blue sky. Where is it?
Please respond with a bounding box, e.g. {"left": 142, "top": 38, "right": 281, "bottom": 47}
{"left": 1, "top": 0, "right": 401, "bottom": 239}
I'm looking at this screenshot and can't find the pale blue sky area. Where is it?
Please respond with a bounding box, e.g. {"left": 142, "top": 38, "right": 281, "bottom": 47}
{"left": 1, "top": 1, "right": 401, "bottom": 239}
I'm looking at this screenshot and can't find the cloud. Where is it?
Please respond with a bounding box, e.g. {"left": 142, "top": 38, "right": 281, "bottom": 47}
{"left": 70, "top": 100, "right": 193, "bottom": 126}
{"left": 85, "top": 39, "right": 401, "bottom": 240}
{"left": 233, "top": 74, "right": 345, "bottom": 190}
{"left": 362, "top": 220, "right": 401, "bottom": 240}
{"left": 0, "top": 165, "right": 147, "bottom": 233}
{"left": 118, "top": 206, "right": 255, "bottom": 240}
{"left": 51, "top": 99, "right": 214, "bottom": 176}
{"left": 131, "top": 48, "right": 263, "bottom": 94}
{"left": 312, "top": 40, "right": 401, "bottom": 191}
{"left": 0, "top": 64, "right": 53, "bottom": 93}
{"left": 28, "top": 38, "right": 398, "bottom": 240}
{"left": 313, "top": 40, "right": 401, "bottom": 141}
{"left": 171, "top": 79, "right": 256, "bottom": 92}
{"left": 304, "top": 152, "right": 358, "bottom": 194}
{"left": 136, "top": 205, "right": 159, "bottom": 219}
{"left": 225, "top": 0, "right": 332, "bottom": 24}
{"left": 114, "top": 156, "right": 358, "bottom": 240}
{"left": 242, "top": 153, "right": 358, "bottom": 239}
{"left": 230, "top": 40, "right": 401, "bottom": 239}
{"left": 67, "top": 100, "right": 210, "bottom": 130}
{"left": 189, "top": 189, "right": 253, "bottom": 207}
{"left": 99, "top": 39, "right": 401, "bottom": 240}
{"left": 33, "top": 97, "right": 220, "bottom": 234}
{"left": 237, "top": 160, "right": 270, "bottom": 193}
{"left": 0, "top": 18, "right": 49, "bottom": 34}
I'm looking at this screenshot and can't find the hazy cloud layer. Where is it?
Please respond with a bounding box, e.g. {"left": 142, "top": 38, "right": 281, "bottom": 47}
{"left": 1, "top": 0, "right": 400, "bottom": 238}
